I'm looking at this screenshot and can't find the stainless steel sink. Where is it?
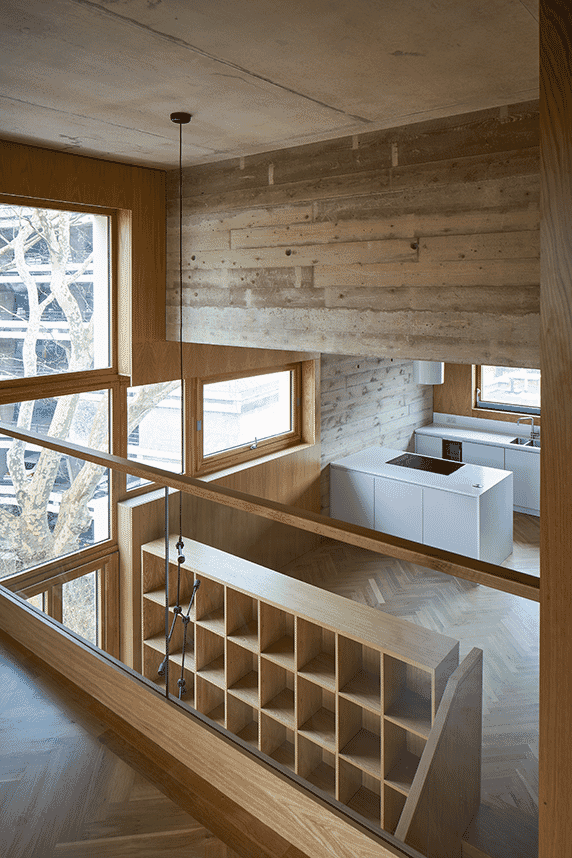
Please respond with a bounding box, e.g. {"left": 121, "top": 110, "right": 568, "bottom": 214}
{"left": 510, "top": 437, "right": 540, "bottom": 448}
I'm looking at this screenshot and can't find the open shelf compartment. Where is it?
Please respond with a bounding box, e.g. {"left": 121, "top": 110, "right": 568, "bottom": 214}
{"left": 296, "top": 618, "right": 336, "bottom": 692}
{"left": 339, "top": 758, "right": 381, "bottom": 826}
{"left": 297, "top": 736, "right": 336, "bottom": 800}
{"left": 260, "top": 714, "right": 295, "bottom": 771}
{"left": 384, "top": 654, "right": 433, "bottom": 738}
{"left": 226, "top": 589, "right": 258, "bottom": 651}
{"left": 338, "top": 637, "right": 381, "bottom": 713}
{"left": 195, "top": 676, "right": 225, "bottom": 726}
{"left": 226, "top": 640, "right": 259, "bottom": 708}
{"left": 195, "top": 577, "right": 225, "bottom": 633}
{"left": 227, "top": 696, "right": 258, "bottom": 749}
{"left": 297, "top": 676, "right": 336, "bottom": 754}
{"left": 260, "top": 660, "right": 295, "bottom": 729}
{"left": 339, "top": 697, "right": 381, "bottom": 779}
{"left": 259, "top": 603, "right": 295, "bottom": 670}
{"left": 195, "top": 625, "right": 225, "bottom": 687}
{"left": 383, "top": 720, "right": 425, "bottom": 796}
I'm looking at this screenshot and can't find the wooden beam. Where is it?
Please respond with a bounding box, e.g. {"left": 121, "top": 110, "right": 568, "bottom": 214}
{"left": 0, "top": 422, "right": 539, "bottom": 602}
{"left": 540, "top": 2, "right": 572, "bottom": 856}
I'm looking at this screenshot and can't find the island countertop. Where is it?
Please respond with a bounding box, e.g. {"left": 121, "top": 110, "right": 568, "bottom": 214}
{"left": 330, "top": 445, "right": 512, "bottom": 498}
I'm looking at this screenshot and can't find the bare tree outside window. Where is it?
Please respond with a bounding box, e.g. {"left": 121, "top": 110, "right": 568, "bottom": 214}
{"left": 0, "top": 204, "right": 178, "bottom": 586}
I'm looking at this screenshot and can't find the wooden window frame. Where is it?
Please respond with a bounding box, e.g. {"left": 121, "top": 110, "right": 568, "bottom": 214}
{"left": 192, "top": 363, "right": 303, "bottom": 477}
{"left": 474, "top": 364, "right": 541, "bottom": 417}
{"left": 0, "top": 195, "right": 118, "bottom": 382}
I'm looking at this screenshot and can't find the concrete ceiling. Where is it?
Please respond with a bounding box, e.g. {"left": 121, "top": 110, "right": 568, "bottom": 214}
{"left": 1, "top": 0, "right": 538, "bottom": 169}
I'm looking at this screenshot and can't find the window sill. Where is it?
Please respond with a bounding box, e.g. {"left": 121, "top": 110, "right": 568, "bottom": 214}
{"left": 197, "top": 442, "right": 314, "bottom": 483}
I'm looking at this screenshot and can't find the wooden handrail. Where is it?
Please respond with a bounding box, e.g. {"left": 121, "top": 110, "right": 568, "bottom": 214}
{"left": 13, "top": 551, "right": 118, "bottom": 598}
{"left": 0, "top": 421, "right": 539, "bottom": 602}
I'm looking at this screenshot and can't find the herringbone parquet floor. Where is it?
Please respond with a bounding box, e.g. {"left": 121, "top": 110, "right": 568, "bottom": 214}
{"left": 0, "top": 635, "right": 239, "bottom": 858}
{"left": 280, "top": 512, "right": 540, "bottom": 858}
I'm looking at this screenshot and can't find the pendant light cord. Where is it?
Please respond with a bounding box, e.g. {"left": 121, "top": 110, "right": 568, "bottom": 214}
{"left": 178, "top": 117, "right": 184, "bottom": 540}
{"left": 162, "top": 111, "right": 192, "bottom": 700}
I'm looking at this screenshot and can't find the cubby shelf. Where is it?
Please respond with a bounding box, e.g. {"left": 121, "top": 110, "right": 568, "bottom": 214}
{"left": 261, "top": 688, "right": 296, "bottom": 729}
{"left": 227, "top": 620, "right": 258, "bottom": 651}
{"left": 385, "top": 750, "right": 422, "bottom": 795}
{"left": 340, "top": 729, "right": 381, "bottom": 779}
{"left": 384, "top": 688, "right": 432, "bottom": 739}
{"left": 141, "top": 537, "right": 464, "bottom": 838}
{"left": 195, "top": 607, "right": 225, "bottom": 635}
{"left": 228, "top": 671, "right": 259, "bottom": 707}
{"left": 340, "top": 669, "right": 381, "bottom": 713}
{"left": 299, "top": 707, "right": 336, "bottom": 753}
{"left": 261, "top": 635, "right": 295, "bottom": 670}
{"left": 298, "top": 652, "right": 336, "bottom": 692}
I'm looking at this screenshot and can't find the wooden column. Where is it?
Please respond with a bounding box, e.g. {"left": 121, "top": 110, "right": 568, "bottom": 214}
{"left": 540, "top": 2, "right": 572, "bottom": 856}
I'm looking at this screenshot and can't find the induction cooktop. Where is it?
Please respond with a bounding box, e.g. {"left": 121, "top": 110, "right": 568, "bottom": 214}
{"left": 386, "top": 453, "right": 464, "bottom": 475}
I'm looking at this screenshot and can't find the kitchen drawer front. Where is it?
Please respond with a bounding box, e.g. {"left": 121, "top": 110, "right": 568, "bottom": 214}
{"left": 462, "top": 441, "right": 505, "bottom": 469}
{"left": 415, "top": 434, "right": 442, "bottom": 458}
{"left": 374, "top": 476, "right": 423, "bottom": 543}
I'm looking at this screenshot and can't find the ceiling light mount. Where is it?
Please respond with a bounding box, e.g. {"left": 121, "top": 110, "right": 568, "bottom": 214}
{"left": 170, "top": 111, "right": 192, "bottom": 124}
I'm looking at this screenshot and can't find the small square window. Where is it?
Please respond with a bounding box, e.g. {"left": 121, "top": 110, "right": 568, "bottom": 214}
{"left": 195, "top": 365, "right": 301, "bottom": 474}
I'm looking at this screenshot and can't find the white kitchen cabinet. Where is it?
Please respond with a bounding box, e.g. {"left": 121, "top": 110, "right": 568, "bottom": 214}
{"left": 330, "top": 465, "right": 374, "bottom": 528}
{"left": 415, "top": 434, "right": 442, "bottom": 458}
{"left": 422, "top": 488, "right": 479, "bottom": 557}
{"left": 415, "top": 426, "right": 540, "bottom": 516}
{"left": 374, "top": 476, "right": 423, "bottom": 542}
{"left": 330, "top": 446, "right": 513, "bottom": 563}
{"left": 462, "top": 441, "right": 505, "bottom": 469}
{"left": 505, "top": 447, "right": 540, "bottom": 514}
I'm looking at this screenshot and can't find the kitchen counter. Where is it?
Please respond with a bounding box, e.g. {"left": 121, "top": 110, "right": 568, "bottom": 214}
{"left": 330, "top": 445, "right": 513, "bottom": 564}
{"left": 415, "top": 423, "right": 540, "bottom": 453}
{"left": 332, "top": 445, "right": 513, "bottom": 497}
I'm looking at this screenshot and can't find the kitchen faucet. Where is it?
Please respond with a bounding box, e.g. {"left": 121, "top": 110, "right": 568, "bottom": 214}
{"left": 517, "top": 416, "right": 539, "bottom": 438}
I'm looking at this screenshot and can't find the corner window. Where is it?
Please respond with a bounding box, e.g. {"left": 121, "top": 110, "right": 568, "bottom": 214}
{"left": 194, "top": 365, "right": 301, "bottom": 474}
{"left": 127, "top": 381, "right": 183, "bottom": 490}
{"left": 476, "top": 365, "right": 540, "bottom": 414}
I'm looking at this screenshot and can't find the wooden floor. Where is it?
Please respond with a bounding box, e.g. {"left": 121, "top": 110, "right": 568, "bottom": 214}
{"left": 280, "top": 511, "right": 540, "bottom": 858}
{"left": 0, "top": 634, "right": 240, "bottom": 858}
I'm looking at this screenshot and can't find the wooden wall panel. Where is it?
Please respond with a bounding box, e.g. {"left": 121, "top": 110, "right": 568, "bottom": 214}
{"left": 166, "top": 101, "right": 540, "bottom": 367}
{"left": 539, "top": 3, "right": 572, "bottom": 857}
{"left": 0, "top": 139, "right": 166, "bottom": 383}
{"left": 182, "top": 439, "right": 321, "bottom": 570}
{"left": 320, "top": 356, "right": 432, "bottom": 514}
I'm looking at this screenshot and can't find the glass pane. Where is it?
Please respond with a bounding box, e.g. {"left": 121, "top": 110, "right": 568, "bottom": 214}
{"left": 481, "top": 365, "right": 541, "bottom": 410}
{"left": 0, "top": 203, "right": 110, "bottom": 379}
{"left": 26, "top": 593, "right": 44, "bottom": 611}
{"left": 127, "top": 382, "right": 182, "bottom": 489}
{"left": 62, "top": 570, "right": 98, "bottom": 645}
{"left": 0, "top": 390, "right": 110, "bottom": 581}
{"left": 203, "top": 371, "right": 292, "bottom": 457}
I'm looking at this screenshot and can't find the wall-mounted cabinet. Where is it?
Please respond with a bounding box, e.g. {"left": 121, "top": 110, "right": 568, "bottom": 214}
{"left": 141, "top": 537, "right": 477, "bottom": 842}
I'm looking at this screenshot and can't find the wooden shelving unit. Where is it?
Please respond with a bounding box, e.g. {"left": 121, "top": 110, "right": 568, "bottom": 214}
{"left": 141, "top": 537, "right": 463, "bottom": 836}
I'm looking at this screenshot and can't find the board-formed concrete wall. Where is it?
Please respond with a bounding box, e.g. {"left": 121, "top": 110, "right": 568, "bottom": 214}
{"left": 167, "top": 100, "right": 539, "bottom": 368}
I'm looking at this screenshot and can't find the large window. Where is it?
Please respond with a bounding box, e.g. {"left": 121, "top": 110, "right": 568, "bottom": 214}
{"left": 0, "top": 200, "right": 113, "bottom": 581}
{"left": 476, "top": 365, "right": 540, "bottom": 414}
{"left": 194, "top": 365, "right": 302, "bottom": 474}
{"left": 0, "top": 203, "right": 111, "bottom": 379}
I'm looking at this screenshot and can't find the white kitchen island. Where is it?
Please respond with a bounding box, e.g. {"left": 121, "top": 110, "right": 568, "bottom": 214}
{"left": 330, "top": 446, "right": 513, "bottom": 564}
